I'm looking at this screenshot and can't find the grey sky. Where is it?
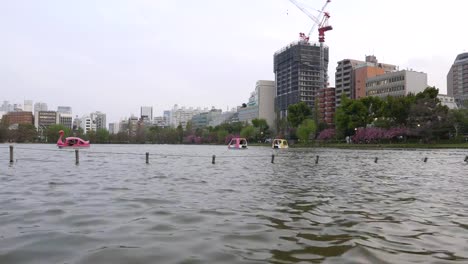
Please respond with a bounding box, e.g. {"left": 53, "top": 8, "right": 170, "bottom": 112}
{"left": 1, "top": 0, "right": 466, "bottom": 123}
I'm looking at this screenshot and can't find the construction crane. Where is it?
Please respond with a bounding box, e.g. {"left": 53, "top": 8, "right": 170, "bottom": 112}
{"left": 288, "top": 0, "right": 332, "bottom": 89}
{"left": 289, "top": 0, "right": 332, "bottom": 43}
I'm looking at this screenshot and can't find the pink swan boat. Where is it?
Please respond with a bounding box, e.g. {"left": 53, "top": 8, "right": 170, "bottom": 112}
{"left": 57, "top": 130, "right": 90, "bottom": 148}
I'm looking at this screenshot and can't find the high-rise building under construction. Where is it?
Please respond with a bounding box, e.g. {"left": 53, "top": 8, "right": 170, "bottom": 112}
{"left": 273, "top": 41, "right": 329, "bottom": 118}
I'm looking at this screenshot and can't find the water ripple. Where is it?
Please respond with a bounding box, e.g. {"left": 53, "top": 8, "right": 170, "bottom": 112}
{"left": 1, "top": 144, "right": 467, "bottom": 263}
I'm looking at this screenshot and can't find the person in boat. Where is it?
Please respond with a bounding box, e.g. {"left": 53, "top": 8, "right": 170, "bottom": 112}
{"left": 68, "top": 139, "right": 76, "bottom": 146}
{"left": 240, "top": 139, "right": 247, "bottom": 148}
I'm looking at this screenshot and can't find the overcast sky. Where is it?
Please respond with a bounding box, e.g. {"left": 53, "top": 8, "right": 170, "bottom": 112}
{"left": 1, "top": 0, "right": 466, "bottom": 123}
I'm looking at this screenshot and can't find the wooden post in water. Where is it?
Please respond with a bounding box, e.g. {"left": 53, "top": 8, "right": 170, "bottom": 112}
{"left": 212, "top": 155, "right": 216, "bottom": 164}
{"left": 9, "top": 145, "right": 13, "bottom": 163}
{"left": 271, "top": 154, "right": 275, "bottom": 164}
{"left": 374, "top": 157, "right": 378, "bottom": 163}
{"left": 75, "top": 149, "right": 79, "bottom": 165}
{"left": 423, "top": 157, "right": 428, "bottom": 163}
{"left": 146, "top": 152, "right": 149, "bottom": 164}
{"left": 465, "top": 156, "right": 468, "bottom": 163}
{"left": 315, "top": 155, "right": 319, "bottom": 164}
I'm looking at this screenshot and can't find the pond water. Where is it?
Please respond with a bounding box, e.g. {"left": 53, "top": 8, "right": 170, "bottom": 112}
{"left": 1, "top": 144, "right": 467, "bottom": 263}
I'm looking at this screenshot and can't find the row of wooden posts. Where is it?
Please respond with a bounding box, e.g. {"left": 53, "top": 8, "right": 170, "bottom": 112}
{"left": 6, "top": 145, "right": 468, "bottom": 165}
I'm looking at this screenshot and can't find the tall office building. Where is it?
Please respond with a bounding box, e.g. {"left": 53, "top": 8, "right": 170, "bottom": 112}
{"left": 59, "top": 114, "right": 73, "bottom": 130}
{"left": 237, "top": 80, "right": 276, "bottom": 129}
{"left": 447, "top": 52, "right": 468, "bottom": 107}
{"left": 169, "top": 105, "right": 204, "bottom": 128}
{"left": 274, "top": 41, "right": 329, "bottom": 118}
{"left": 34, "top": 102, "right": 48, "bottom": 113}
{"left": 34, "top": 111, "right": 58, "bottom": 129}
{"left": 23, "top": 100, "right": 33, "bottom": 112}
{"left": 91, "top": 111, "right": 106, "bottom": 130}
{"left": 335, "top": 56, "right": 396, "bottom": 105}
{"left": 141, "top": 106, "right": 153, "bottom": 121}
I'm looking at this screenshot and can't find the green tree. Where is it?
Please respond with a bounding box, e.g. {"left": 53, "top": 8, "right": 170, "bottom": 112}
{"left": 147, "top": 126, "right": 159, "bottom": 143}
{"left": 240, "top": 125, "right": 255, "bottom": 140}
{"left": 296, "top": 119, "right": 317, "bottom": 143}
{"left": 176, "top": 124, "right": 184, "bottom": 143}
{"left": 252, "top": 118, "right": 270, "bottom": 142}
{"left": 448, "top": 108, "right": 468, "bottom": 138}
{"left": 46, "top": 124, "right": 70, "bottom": 143}
{"left": 13, "top": 124, "right": 37, "bottom": 143}
{"left": 217, "top": 129, "right": 228, "bottom": 144}
{"left": 114, "top": 131, "right": 130, "bottom": 143}
{"left": 335, "top": 96, "right": 368, "bottom": 137}
{"left": 96, "top": 128, "right": 110, "bottom": 143}
{"left": 288, "top": 102, "right": 312, "bottom": 128}
{"left": 85, "top": 130, "right": 97, "bottom": 143}
{"left": 185, "top": 121, "right": 193, "bottom": 136}
{"left": 407, "top": 87, "right": 449, "bottom": 141}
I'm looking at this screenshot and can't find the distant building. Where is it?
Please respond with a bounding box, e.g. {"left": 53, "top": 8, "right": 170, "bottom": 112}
{"left": 163, "top": 110, "right": 171, "bottom": 125}
{"left": 141, "top": 106, "right": 153, "bottom": 121}
{"left": 91, "top": 111, "right": 106, "bottom": 130}
{"left": 1, "top": 101, "right": 13, "bottom": 112}
{"left": 109, "top": 122, "right": 120, "bottom": 134}
{"left": 335, "top": 59, "right": 364, "bottom": 105}
{"left": 59, "top": 113, "right": 73, "bottom": 130}
{"left": 4, "top": 111, "right": 34, "bottom": 126}
{"left": 366, "top": 70, "right": 428, "bottom": 98}
{"left": 34, "top": 111, "right": 58, "bottom": 129}
{"left": 34, "top": 102, "right": 48, "bottom": 113}
{"left": 169, "top": 104, "right": 204, "bottom": 128}
{"left": 208, "top": 110, "right": 236, "bottom": 127}
{"left": 335, "top": 56, "right": 396, "bottom": 105}
{"left": 23, "top": 100, "right": 33, "bottom": 112}
{"left": 73, "top": 116, "right": 82, "bottom": 131}
{"left": 153, "top": 116, "right": 168, "bottom": 127}
{"left": 128, "top": 116, "right": 139, "bottom": 137}
{"left": 79, "top": 111, "right": 106, "bottom": 133}
{"left": 191, "top": 108, "right": 222, "bottom": 129}
{"left": 57, "top": 106, "right": 72, "bottom": 114}
{"left": 238, "top": 80, "right": 276, "bottom": 129}
{"left": 80, "top": 116, "right": 94, "bottom": 134}
{"left": 317, "top": 87, "right": 335, "bottom": 127}
{"left": 119, "top": 119, "right": 129, "bottom": 134}
{"left": 274, "top": 41, "right": 329, "bottom": 119}
{"left": 447, "top": 52, "right": 468, "bottom": 107}
{"left": 437, "top": 94, "right": 458, "bottom": 109}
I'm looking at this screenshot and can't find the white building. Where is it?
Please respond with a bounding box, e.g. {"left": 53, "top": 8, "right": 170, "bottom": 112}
{"left": 91, "top": 111, "right": 106, "bottom": 130}
{"left": 59, "top": 113, "right": 73, "bottom": 130}
{"left": 109, "top": 122, "right": 120, "bottom": 134}
{"left": 437, "top": 94, "right": 458, "bottom": 109}
{"left": 34, "top": 102, "right": 48, "bottom": 113}
{"left": 79, "top": 111, "right": 106, "bottom": 134}
{"left": 80, "top": 116, "right": 95, "bottom": 134}
{"left": 141, "top": 106, "right": 153, "bottom": 121}
{"left": 169, "top": 104, "right": 205, "bottom": 128}
{"left": 153, "top": 116, "right": 168, "bottom": 127}
{"left": 237, "top": 80, "right": 276, "bottom": 129}
{"left": 24, "top": 100, "right": 33, "bottom": 112}
{"left": 366, "top": 70, "right": 428, "bottom": 98}
{"left": 208, "top": 110, "right": 236, "bottom": 127}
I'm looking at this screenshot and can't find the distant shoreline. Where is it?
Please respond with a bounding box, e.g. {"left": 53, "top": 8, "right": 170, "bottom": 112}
{"left": 293, "top": 142, "right": 468, "bottom": 149}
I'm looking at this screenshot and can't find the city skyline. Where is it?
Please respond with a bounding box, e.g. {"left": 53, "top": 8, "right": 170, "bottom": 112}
{"left": 1, "top": 0, "right": 466, "bottom": 123}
